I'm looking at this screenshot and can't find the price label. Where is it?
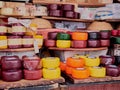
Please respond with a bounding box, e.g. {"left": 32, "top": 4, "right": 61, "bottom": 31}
{"left": 34, "top": 40, "right": 39, "bottom": 54}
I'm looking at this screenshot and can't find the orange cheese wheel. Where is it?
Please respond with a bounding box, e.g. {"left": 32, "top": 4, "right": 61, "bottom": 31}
{"left": 60, "top": 62, "right": 66, "bottom": 71}
{"left": 72, "top": 68, "right": 90, "bottom": 79}
{"left": 65, "top": 66, "right": 74, "bottom": 75}
{"left": 66, "top": 57, "right": 85, "bottom": 68}
{"left": 71, "top": 32, "right": 88, "bottom": 40}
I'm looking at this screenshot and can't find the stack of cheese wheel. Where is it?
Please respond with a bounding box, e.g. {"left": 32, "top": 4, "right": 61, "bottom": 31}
{"left": 1, "top": 56, "right": 22, "bottom": 82}
{"left": 71, "top": 32, "right": 88, "bottom": 48}
{"left": 56, "top": 32, "right": 71, "bottom": 48}
{"left": 42, "top": 57, "right": 61, "bottom": 79}
{"left": 44, "top": 32, "right": 57, "bottom": 47}
{"left": 88, "top": 32, "right": 100, "bottom": 48}
{"left": 66, "top": 56, "right": 90, "bottom": 79}
{"left": 100, "top": 30, "right": 110, "bottom": 47}
{"left": 84, "top": 56, "right": 106, "bottom": 78}
{"left": 23, "top": 55, "right": 42, "bottom": 80}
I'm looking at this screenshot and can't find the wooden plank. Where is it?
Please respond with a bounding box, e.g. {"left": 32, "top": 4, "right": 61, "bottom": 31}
{"left": 0, "top": 47, "right": 41, "bottom": 52}
{"left": 33, "top": 1, "right": 105, "bottom": 7}
{"left": 0, "top": 77, "right": 65, "bottom": 89}
{"left": 62, "top": 72, "right": 120, "bottom": 84}
{"left": 42, "top": 16, "right": 93, "bottom": 22}
{"left": 48, "top": 47, "right": 108, "bottom": 51}
{"left": 20, "top": 16, "right": 35, "bottom": 19}
{"left": 106, "top": 19, "right": 120, "bottom": 22}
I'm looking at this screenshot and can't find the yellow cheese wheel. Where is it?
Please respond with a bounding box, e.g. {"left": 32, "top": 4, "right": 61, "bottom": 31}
{"left": 85, "top": 57, "right": 100, "bottom": 67}
{"left": 90, "top": 67, "right": 106, "bottom": 77}
{"left": 43, "top": 68, "right": 61, "bottom": 79}
{"left": 56, "top": 40, "right": 71, "bottom": 48}
{"left": 0, "top": 36, "right": 7, "bottom": 49}
{"left": 42, "top": 57, "right": 60, "bottom": 69}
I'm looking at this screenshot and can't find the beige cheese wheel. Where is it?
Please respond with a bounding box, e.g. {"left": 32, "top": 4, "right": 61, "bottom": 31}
{"left": 31, "top": 18, "right": 52, "bottom": 29}
{"left": 87, "top": 21, "right": 113, "bottom": 31}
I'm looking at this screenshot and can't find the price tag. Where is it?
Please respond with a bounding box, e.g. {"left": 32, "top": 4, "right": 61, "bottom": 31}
{"left": 34, "top": 40, "right": 39, "bottom": 54}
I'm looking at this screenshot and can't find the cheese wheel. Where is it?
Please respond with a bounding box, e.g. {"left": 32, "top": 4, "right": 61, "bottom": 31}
{"left": 1, "top": 7, "right": 13, "bottom": 15}
{"left": 65, "top": 66, "right": 74, "bottom": 75}
{"left": 85, "top": 56, "right": 100, "bottom": 67}
{"left": 42, "top": 57, "right": 60, "bottom": 69}
{"left": 72, "top": 32, "right": 88, "bottom": 40}
{"left": 66, "top": 57, "right": 85, "bottom": 68}
{"left": 43, "top": 68, "right": 61, "bottom": 79}
{"left": 72, "top": 68, "right": 90, "bottom": 79}
{"left": 90, "top": 67, "right": 106, "bottom": 77}
{"left": 56, "top": 40, "right": 71, "bottom": 48}
{"left": 60, "top": 62, "right": 66, "bottom": 71}
{"left": 0, "top": 36, "right": 7, "bottom": 49}
{"left": 57, "top": 33, "right": 71, "bottom": 40}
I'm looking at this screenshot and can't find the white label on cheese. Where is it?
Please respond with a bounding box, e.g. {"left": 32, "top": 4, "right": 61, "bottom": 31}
{"left": 36, "top": 39, "right": 43, "bottom": 47}
{"left": 0, "top": 40, "right": 7, "bottom": 47}
{"left": 22, "top": 39, "right": 33, "bottom": 45}
{"left": 12, "top": 26, "right": 26, "bottom": 32}
{"left": 8, "top": 39, "right": 22, "bottom": 45}
{"left": 0, "top": 27, "right": 7, "bottom": 32}
{"left": 34, "top": 40, "right": 39, "bottom": 53}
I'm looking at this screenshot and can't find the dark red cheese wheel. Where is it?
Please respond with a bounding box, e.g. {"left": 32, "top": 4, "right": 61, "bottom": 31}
{"left": 72, "top": 40, "right": 87, "bottom": 48}
{"left": 74, "top": 12, "right": 80, "bottom": 19}
{"left": 100, "top": 31, "right": 111, "bottom": 39}
{"left": 62, "top": 4, "right": 74, "bottom": 11}
{"left": 111, "top": 30, "right": 118, "bottom": 36}
{"left": 88, "top": 40, "right": 100, "bottom": 48}
{"left": 24, "top": 69, "right": 42, "bottom": 80}
{"left": 47, "top": 4, "right": 61, "bottom": 10}
{"left": 100, "top": 55, "right": 115, "bottom": 66}
{"left": 118, "top": 30, "right": 120, "bottom": 36}
{"left": 106, "top": 65, "right": 119, "bottom": 77}
{"left": 88, "top": 32, "right": 100, "bottom": 40}
{"left": 44, "top": 39, "right": 56, "bottom": 47}
{"left": 2, "top": 70, "right": 23, "bottom": 82}
{"left": 100, "top": 39, "right": 110, "bottom": 47}
{"left": 48, "top": 32, "right": 58, "bottom": 40}
{"left": 49, "top": 10, "right": 63, "bottom": 17}
{"left": 64, "top": 11, "right": 75, "bottom": 18}
{"left": 1, "top": 56, "right": 22, "bottom": 70}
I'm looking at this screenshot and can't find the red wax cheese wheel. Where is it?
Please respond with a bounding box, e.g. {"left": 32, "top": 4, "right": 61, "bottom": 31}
{"left": 111, "top": 30, "right": 118, "bottom": 36}
{"left": 64, "top": 11, "right": 75, "bottom": 18}
{"left": 1, "top": 56, "right": 22, "bottom": 70}
{"left": 49, "top": 10, "right": 63, "bottom": 17}
{"left": 100, "top": 31, "right": 111, "bottom": 39}
{"left": 72, "top": 40, "right": 87, "bottom": 48}
{"left": 44, "top": 39, "right": 56, "bottom": 47}
{"left": 48, "top": 32, "right": 58, "bottom": 40}
{"left": 24, "top": 69, "right": 42, "bottom": 80}
{"left": 2, "top": 70, "right": 23, "bottom": 82}
{"left": 47, "top": 4, "right": 61, "bottom": 10}
{"left": 23, "top": 55, "right": 42, "bottom": 70}
{"left": 88, "top": 40, "right": 100, "bottom": 48}
{"left": 100, "top": 40, "right": 110, "bottom": 47}
{"left": 62, "top": 4, "right": 74, "bottom": 11}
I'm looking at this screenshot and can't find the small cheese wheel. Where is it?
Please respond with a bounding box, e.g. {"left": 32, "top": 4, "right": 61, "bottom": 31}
{"left": 56, "top": 40, "right": 71, "bottom": 48}
{"left": 0, "top": 36, "right": 7, "bottom": 49}
{"left": 57, "top": 33, "right": 71, "bottom": 40}
{"left": 72, "top": 68, "right": 90, "bottom": 79}
{"left": 65, "top": 66, "right": 74, "bottom": 75}
{"left": 90, "top": 67, "right": 106, "bottom": 77}
{"left": 60, "top": 62, "right": 66, "bottom": 71}
{"left": 43, "top": 68, "right": 61, "bottom": 79}
{"left": 42, "top": 57, "right": 60, "bottom": 69}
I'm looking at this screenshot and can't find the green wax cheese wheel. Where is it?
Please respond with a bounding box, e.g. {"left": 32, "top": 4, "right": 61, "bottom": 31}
{"left": 57, "top": 33, "right": 71, "bottom": 40}
{"left": 113, "top": 37, "right": 120, "bottom": 44}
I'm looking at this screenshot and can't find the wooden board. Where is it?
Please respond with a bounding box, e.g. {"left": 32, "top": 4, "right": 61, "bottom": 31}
{"left": 33, "top": 1, "right": 105, "bottom": 7}
{"left": 62, "top": 72, "right": 120, "bottom": 84}
{"left": 0, "top": 47, "right": 41, "bottom": 52}
{"left": 42, "top": 16, "right": 93, "bottom": 22}
{"left": 0, "top": 77, "right": 65, "bottom": 89}
{"left": 48, "top": 47, "right": 108, "bottom": 51}
{"left": 20, "top": 16, "right": 35, "bottom": 19}
{"left": 106, "top": 19, "right": 120, "bottom": 22}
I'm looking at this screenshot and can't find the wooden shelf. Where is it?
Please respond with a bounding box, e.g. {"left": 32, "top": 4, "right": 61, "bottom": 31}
{"left": 33, "top": 1, "right": 105, "bottom": 7}
{"left": 0, "top": 77, "right": 65, "bottom": 89}
{"left": 106, "top": 19, "right": 120, "bottom": 22}
{"left": 0, "top": 47, "right": 41, "bottom": 52}
{"left": 42, "top": 16, "right": 93, "bottom": 22}
{"left": 48, "top": 47, "right": 108, "bottom": 51}
{"left": 62, "top": 72, "right": 120, "bottom": 84}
